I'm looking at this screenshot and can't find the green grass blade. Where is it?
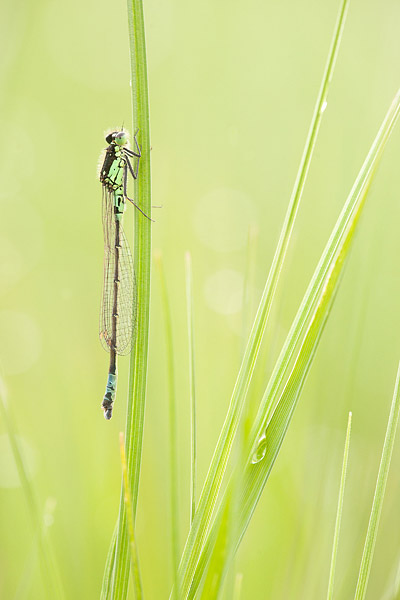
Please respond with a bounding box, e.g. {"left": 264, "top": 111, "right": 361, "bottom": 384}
{"left": 327, "top": 412, "right": 352, "bottom": 600}
{"left": 198, "top": 497, "right": 231, "bottom": 599}
{"left": 190, "top": 204, "right": 351, "bottom": 597}
{"left": 187, "top": 89, "right": 400, "bottom": 596}
{"left": 101, "top": 525, "right": 117, "bottom": 599}
{"left": 100, "top": 0, "right": 152, "bottom": 597}
{"left": 185, "top": 251, "right": 197, "bottom": 525}
{"left": 241, "top": 225, "right": 259, "bottom": 355}
{"left": 156, "top": 252, "right": 180, "bottom": 599}
{"left": 354, "top": 363, "right": 400, "bottom": 600}
{"left": 119, "top": 433, "right": 144, "bottom": 600}
{"left": 178, "top": 1, "right": 351, "bottom": 593}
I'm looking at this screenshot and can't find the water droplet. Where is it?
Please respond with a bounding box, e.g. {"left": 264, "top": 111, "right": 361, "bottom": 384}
{"left": 320, "top": 100, "right": 328, "bottom": 114}
{"left": 251, "top": 431, "right": 267, "bottom": 464}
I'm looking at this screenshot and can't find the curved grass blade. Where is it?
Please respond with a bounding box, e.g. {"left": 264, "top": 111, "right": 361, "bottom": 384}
{"left": 187, "top": 89, "right": 400, "bottom": 597}
{"left": 327, "top": 412, "right": 352, "bottom": 600}
{"left": 354, "top": 363, "right": 400, "bottom": 600}
{"left": 177, "top": 0, "right": 351, "bottom": 594}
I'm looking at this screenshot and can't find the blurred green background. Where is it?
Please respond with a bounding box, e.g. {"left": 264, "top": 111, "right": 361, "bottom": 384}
{"left": 1, "top": 0, "right": 400, "bottom": 597}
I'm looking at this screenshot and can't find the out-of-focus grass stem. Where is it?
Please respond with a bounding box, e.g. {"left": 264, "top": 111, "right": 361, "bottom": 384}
{"left": 185, "top": 251, "right": 197, "bottom": 524}
{"left": 354, "top": 362, "right": 400, "bottom": 600}
{"left": 326, "top": 411, "right": 352, "bottom": 600}
{"left": 155, "top": 251, "right": 180, "bottom": 599}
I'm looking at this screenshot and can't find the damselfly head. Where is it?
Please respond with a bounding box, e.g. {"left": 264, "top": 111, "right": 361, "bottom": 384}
{"left": 105, "top": 131, "right": 128, "bottom": 146}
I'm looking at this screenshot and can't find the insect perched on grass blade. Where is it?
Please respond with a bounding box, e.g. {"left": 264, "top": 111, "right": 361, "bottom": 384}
{"left": 99, "top": 129, "right": 151, "bottom": 420}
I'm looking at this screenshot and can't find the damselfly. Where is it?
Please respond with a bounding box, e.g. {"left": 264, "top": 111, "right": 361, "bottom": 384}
{"left": 99, "top": 129, "right": 150, "bottom": 420}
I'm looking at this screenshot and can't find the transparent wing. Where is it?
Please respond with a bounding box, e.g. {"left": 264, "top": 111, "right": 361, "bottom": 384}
{"left": 99, "top": 188, "right": 137, "bottom": 355}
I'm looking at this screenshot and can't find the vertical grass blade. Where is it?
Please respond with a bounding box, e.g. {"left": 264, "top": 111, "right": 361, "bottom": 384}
{"left": 327, "top": 411, "right": 352, "bottom": 600}
{"left": 185, "top": 251, "right": 197, "bottom": 524}
{"left": 101, "top": 0, "right": 152, "bottom": 597}
{"left": 354, "top": 363, "right": 400, "bottom": 600}
{"left": 178, "top": 0, "right": 351, "bottom": 592}
{"left": 156, "top": 252, "right": 180, "bottom": 599}
{"left": 119, "top": 433, "right": 143, "bottom": 600}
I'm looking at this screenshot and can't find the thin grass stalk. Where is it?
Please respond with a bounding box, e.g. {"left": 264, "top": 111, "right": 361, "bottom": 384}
{"left": 119, "top": 433, "right": 143, "bottom": 600}
{"left": 101, "top": 0, "right": 152, "bottom": 596}
{"left": 185, "top": 251, "right": 197, "bottom": 525}
{"left": 101, "top": 526, "right": 117, "bottom": 599}
{"left": 197, "top": 422, "right": 248, "bottom": 599}
{"left": 199, "top": 496, "right": 231, "bottom": 599}
{"left": 177, "top": 1, "right": 350, "bottom": 592}
{"left": 156, "top": 252, "right": 180, "bottom": 599}
{"left": 327, "top": 411, "right": 352, "bottom": 600}
{"left": 240, "top": 225, "right": 258, "bottom": 356}
{"left": 354, "top": 362, "right": 400, "bottom": 600}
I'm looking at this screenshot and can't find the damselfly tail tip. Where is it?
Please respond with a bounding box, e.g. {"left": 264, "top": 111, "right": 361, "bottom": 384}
{"left": 103, "top": 406, "right": 113, "bottom": 420}
{"left": 102, "top": 398, "right": 113, "bottom": 420}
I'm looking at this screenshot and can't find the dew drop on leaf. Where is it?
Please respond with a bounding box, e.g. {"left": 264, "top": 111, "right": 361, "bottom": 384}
{"left": 251, "top": 432, "right": 267, "bottom": 464}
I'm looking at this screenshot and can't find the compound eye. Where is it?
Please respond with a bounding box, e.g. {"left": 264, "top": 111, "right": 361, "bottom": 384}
{"left": 114, "top": 131, "right": 127, "bottom": 146}
{"left": 105, "top": 132, "right": 116, "bottom": 144}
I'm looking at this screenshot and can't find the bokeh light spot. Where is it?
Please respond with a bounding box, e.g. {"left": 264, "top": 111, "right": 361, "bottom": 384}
{"left": 204, "top": 269, "right": 243, "bottom": 315}
{"left": 194, "top": 188, "right": 256, "bottom": 252}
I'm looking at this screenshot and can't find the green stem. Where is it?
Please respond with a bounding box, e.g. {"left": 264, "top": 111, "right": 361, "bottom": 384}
{"left": 185, "top": 251, "right": 197, "bottom": 525}
{"left": 119, "top": 433, "right": 144, "bottom": 600}
{"left": 326, "top": 412, "right": 352, "bottom": 600}
{"left": 101, "top": 0, "right": 152, "bottom": 597}
{"left": 156, "top": 252, "right": 180, "bottom": 598}
{"left": 354, "top": 363, "right": 400, "bottom": 600}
